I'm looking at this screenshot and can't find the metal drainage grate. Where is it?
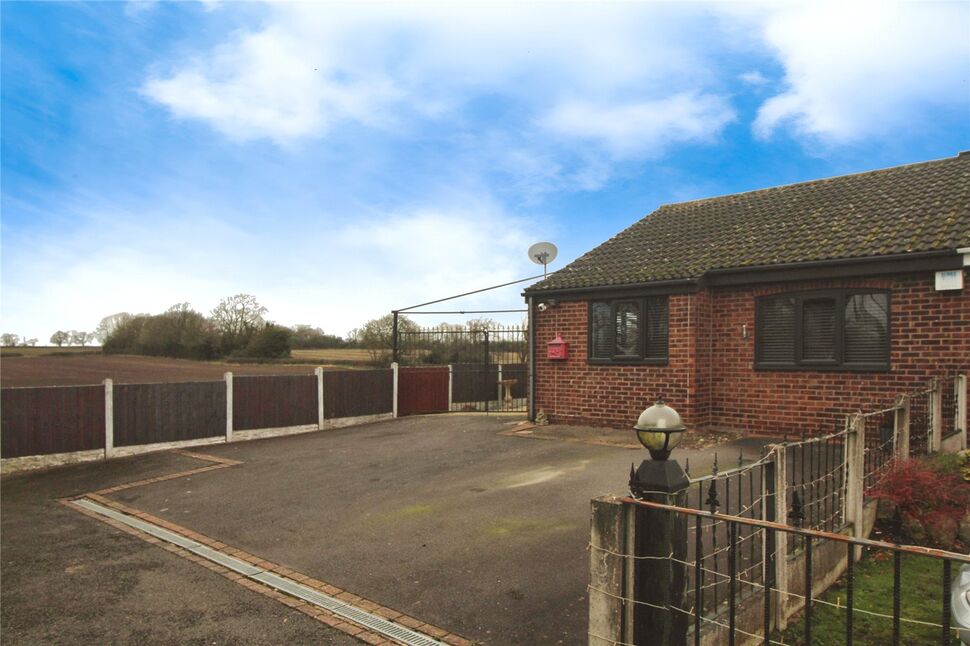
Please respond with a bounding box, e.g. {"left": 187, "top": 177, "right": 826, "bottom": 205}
{"left": 252, "top": 571, "right": 444, "bottom": 646}
{"left": 71, "top": 498, "right": 449, "bottom": 646}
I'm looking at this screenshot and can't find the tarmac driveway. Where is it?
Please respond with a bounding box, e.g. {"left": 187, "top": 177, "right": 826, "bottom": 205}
{"left": 2, "top": 415, "right": 764, "bottom": 645}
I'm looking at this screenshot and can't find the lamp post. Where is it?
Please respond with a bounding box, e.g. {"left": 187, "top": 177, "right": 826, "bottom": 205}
{"left": 629, "top": 398, "right": 689, "bottom": 497}
{"left": 628, "top": 398, "right": 689, "bottom": 646}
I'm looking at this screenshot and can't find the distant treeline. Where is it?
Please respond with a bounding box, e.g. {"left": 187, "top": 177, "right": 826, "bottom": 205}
{"left": 97, "top": 294, "right": 374, "bottom": 362}
{"left": 88, "top": 297, "right": 437, "bottom": 364}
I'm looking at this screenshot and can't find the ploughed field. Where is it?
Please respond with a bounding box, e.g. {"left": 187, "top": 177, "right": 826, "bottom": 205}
{"left": 1, "top": 354, "right": 320, "bottom": 388}
{"left": 290, "top": 348, "right": 375, "bottom": 362}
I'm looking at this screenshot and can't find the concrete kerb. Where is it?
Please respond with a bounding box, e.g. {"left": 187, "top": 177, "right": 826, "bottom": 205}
{"left": 60, "top": 448, "right": 474, "bottom": 646}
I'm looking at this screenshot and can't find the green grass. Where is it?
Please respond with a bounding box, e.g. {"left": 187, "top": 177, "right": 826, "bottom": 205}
{"left": 781, "top": 550, "right": 956, "bottom": 645}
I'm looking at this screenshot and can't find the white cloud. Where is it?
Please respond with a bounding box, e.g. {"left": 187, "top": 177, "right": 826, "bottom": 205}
{"left": 750, "top": 2, "right": 969, "bottom": 143}
{"left": 143, "top": 24, "right": 403, "bottom": 143}
{"left": 143, "top": 2, "right": 730, "bottom": 150}
{"left": 739, "top": 70, "right": 769, "bottom": 86}
{"left": 541, "top": 92, "right": 736, "bottom": 158}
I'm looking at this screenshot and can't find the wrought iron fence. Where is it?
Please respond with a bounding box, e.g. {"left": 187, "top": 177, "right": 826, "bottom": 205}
{"left": 609, "top": 497, "right": 970, "bottom": 646}
{"left": 684, "top": 452, "right": 770, "bottom": 622}
{"left": 397, "top": 325, "right": 529, "bottom": 412}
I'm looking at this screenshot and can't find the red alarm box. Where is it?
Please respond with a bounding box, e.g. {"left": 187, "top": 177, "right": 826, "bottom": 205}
{"left": 547, "top": 335, "right": 569, "bottom": 360}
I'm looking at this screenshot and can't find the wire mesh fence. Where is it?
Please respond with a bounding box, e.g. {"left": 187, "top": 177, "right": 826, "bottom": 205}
{"left": 908, "top": 387, "right": 933, "bottom": 457}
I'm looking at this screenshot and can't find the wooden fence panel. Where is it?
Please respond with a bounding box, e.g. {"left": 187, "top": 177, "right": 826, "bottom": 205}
{"left": 398, "top": 367, "right": 449, "bottom": 416}
{"left": 113, "top": 382, "right": 225, "bottom": 447}
{"left": 233, "top": 375, "right": 317, "bottom": 431}
{"left": 324, "top": 369, "right": 393, "bottom": 419}
{"left": 1, "top": 386, "right": 105, "bottom": 457}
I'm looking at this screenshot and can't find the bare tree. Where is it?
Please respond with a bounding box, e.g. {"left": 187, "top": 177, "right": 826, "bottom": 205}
{"left": 24, "top": 338, "right": 38, "bottom": 347}
{"left": 210, "top": 294, "right": 268, "bottom": 351}
{"left": 94, "top": 312, "right": 132, "bottom": 343}
{"left": 50, "top": 330, "right": 70, "bottom": 347}
{"left": 70, "top": 330, "right": 93, "bottom": 347}
{"left": 355, "top": 313, "right": 418, "bottom": 363}
{"left": 1, "top": 333, "right": 19, "bottom": 347}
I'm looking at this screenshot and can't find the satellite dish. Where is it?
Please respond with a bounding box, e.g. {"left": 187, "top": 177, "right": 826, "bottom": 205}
{"left": 528, "top": 242, "right": 558, "bottom": 277}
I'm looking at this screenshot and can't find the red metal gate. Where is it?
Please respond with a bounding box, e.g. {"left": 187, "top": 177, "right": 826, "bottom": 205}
{"left": 398, "top": 367, "right": 450, "bottom": 416}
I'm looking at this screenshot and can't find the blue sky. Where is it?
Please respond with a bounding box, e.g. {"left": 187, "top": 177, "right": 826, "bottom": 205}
{"left": 2, "top": 1, "right": 968, "bottom": 342}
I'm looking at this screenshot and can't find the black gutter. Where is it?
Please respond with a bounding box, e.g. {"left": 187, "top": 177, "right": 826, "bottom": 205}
{"left": 522, "top": 278, "right": 698, "bottom": 299}
{"left": 527, "top": 295, "right": 536, "bottom": 421}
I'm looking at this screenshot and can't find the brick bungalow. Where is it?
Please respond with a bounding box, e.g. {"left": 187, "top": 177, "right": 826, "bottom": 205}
{"left": 524, "top": 152, "right": 970, "bottom": 435}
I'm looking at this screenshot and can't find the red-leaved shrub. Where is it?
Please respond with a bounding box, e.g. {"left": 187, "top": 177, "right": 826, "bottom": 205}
{"left": 869, "top": 458, "right": 970, "bottom": 547}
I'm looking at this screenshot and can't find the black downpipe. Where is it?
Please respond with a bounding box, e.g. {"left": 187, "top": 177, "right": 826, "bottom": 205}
{"left": 528, "top": 296, "right": 536, "bottom": 421}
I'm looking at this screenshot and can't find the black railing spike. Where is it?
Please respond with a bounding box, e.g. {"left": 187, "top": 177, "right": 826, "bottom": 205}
{"left": 790, "top": 490, "right": 804, "bottom": 528}
{"left": 738, "top": 449, "right": 744, "bottom": 469}
{"left": 684, "top": 458, "right": 690, "bottom": 477}
{"left": 705, "top": 478, "right": 720, "bottom": 514}
{"left": 891, "top": 505, "right": 904, "bottom": 543}
{"left": 712, "top": 452, "right": 719, "bottom": 477}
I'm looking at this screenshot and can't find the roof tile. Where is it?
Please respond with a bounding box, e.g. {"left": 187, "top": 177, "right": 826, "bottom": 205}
{"left": 527, "top": 153, "right": 970, "bottom": 292}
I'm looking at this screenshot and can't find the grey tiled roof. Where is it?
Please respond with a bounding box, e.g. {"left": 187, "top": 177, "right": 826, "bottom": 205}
{"left": 527, "top": 152, "right": 970, "bottom": 293}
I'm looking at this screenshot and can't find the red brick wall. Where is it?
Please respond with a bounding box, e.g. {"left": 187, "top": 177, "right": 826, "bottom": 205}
{"left": 534, "top": 294, "right": 704, "bottom": 428}
{"left": 533, "top": 271, "right": 969, "bottom": 434}
{"left": 709, "top": 272, "right": 970, "bottom": 435}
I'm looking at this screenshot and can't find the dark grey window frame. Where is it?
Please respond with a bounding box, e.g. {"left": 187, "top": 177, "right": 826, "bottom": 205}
{"left": 755, "top": 289, "right": 891, "bottom": 372}
{"left": 588, "top": 296, "right": 669, "bottom": 365}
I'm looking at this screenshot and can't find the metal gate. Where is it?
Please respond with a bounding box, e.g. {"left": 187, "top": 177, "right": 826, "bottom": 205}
{"left": 396, "top": 325, "right": 528, "bottom": 413}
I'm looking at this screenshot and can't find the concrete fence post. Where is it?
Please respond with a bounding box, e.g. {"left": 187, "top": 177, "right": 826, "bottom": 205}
{"left": 224, "top": 372, "right": 233, "bottom": 442}
{"left": 767, "top": 443, "right": 789, "bottom": 630}
{"left": 315, "top": 367, "right": 325, "bottom": 429}
{"left": 448, "top": 364, "right": 453, "bottom": 412}
{"left": 589, "top": 496, "right": 630, "bottom": 646}
{"left": 497, "top": 363, "right": 503, "bottom": 406}
{"left": 958, "top": 374, "right": 968, "bottom": 451}
{"left": 103, "top": 379, "right": 114, "bottom": 459}
{"left": 845, "top": 413, "right": 866, "bottom": 560}
{"left": 391, "top": 362, "right": 399, "bottom": 418}
{"left": 931, "top": 377, "right": 943, "bottom": 452}
{"left": 895, "top": 395, "right": 910, "bottom": 459}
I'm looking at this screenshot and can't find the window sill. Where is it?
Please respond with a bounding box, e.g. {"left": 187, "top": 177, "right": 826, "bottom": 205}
{"left": 588, "top": 358, "right": 669, "bottom": 367}
{"left": 754, "top": 364, "right": 891, "bottom": 373}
